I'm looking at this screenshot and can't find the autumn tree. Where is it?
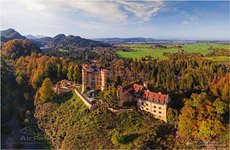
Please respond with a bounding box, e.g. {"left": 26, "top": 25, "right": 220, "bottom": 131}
{"left": 99, "top": 86, "right": 117, "bottom": 104}
{"left": 39, "top": 78, "right": 53, "bottom": 102}
{"left": 73, "top": 65, "right": 81, "bottom": 84}
{"left": 2, "top": 39, "right": 40, "bottom": 59}
{"left": 15, "top": 70, "right": 27, "bottom": 86}
{"left": 111, "top": 130, "right": 121, "bottom": 146}
{"left": 178, "top": 93, "right": 228, "bottom": 143}
{"left": 178, "top": 101, "right": 196, "bottom": 139}
{"left": 67, "top": 63, "right": 74, "bottom": 81}
{"left": 167, "top": 107, "right": 178, "bottom": 124}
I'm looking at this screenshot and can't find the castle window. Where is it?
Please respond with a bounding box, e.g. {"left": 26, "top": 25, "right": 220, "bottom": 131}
{"left": 153, "top": 106, "right": 156, "bottom": 108}
{"left": 159, "top": 107, "right": 162, "bottom": 110}
{"left": 159, "top": 111, "right": 162, "bottom": 114}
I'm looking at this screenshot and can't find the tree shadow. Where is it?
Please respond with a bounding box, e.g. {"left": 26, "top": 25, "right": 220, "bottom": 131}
{"left": 120, "top": 133, "right": 140, "bottom": 144}
{"left": 53, "top": 92, "right": 73, "bottom": 104}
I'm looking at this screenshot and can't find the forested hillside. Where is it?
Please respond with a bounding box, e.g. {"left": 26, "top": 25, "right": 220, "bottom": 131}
{"left": 2, "top": 39, "right": 41, "bottom": 59}
{"left": 1, "top": 58, "right": 50, "bottom": 149}
{"left": 1, "top": 36, "right": 229, "bottom": 149}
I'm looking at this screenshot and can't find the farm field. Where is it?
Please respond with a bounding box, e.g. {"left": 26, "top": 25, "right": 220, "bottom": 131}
{"left": 116, "top": 47, "right": 178, "bottom": 59}
{"left": 116, "top": 44, "right": 179, "bottom": 59}
{"left": 183, "top": 43, "right": 229, "bottom": 54}
{"left": 205, "top": 56, "right": 229, "bottom": 62}
{"left": 116, "top": 43, "right": 229, "bottom": 61}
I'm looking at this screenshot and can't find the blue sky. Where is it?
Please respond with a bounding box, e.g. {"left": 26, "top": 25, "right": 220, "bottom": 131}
{"left": 1, "top": 0, "right": 229, "bottom": 40}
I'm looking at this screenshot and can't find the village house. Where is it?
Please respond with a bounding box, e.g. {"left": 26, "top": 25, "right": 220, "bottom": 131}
{"left": 82, "top": 64, "right": 107, "bottom": 93}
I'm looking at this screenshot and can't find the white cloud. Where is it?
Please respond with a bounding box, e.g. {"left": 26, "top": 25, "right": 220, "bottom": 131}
{"left": 180, "top": 11, "right": 199, "bottom": 25}
{"left": 182, "top": 16, "right": 199, "bottom": 25}
{"left": 13, "top": 0, "right": 164, "bottom": 23}
{"left": 118, "top": 0, "right": 164, "bottom": 21}
{"left": 182, "top": 21, "right": 189, "bottom": 25}
{"left": 65, "top": 1, "right": 126, "bottom": 23}
{"left": 1, "top": 0, "right": 164, "bottom": 37}
{"left": 190, "top": 16, "right": 199, "bottom": 23}
{"left": 16, "top": 0, "right": 54, "bottom": 18}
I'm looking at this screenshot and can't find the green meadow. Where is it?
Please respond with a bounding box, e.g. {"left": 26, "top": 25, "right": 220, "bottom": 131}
{"left": 116, "top": 44, "right": 179, "bottom": 59}
{"left": 183, "top": 43, "right": 229, "bottom": 55}
{"left": 116, "top": 43, "right": 229, "bottom": 62}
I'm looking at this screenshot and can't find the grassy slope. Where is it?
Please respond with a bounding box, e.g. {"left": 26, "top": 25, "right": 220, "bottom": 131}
{"left": 116, "top": 43, "right": 229, "bottom": 61}
{"left": 35, "top": 92, "right": 174, "bottom": 149}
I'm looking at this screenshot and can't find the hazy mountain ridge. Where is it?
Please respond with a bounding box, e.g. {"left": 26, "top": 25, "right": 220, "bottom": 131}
{"left": 94, "top": 37, "right": 229, "bottom": 43}
{"left": 1, "top": 28, "right": 26, "bottom": 42}
{"left": 25, "top": 34, "right": 47, "bottom": 40}
{"left": 94, "top": 37, "right": 205, "bottom": 43}
{"left": 1, "top": 28, "right": 111, "bottom": 49}
{"left": 34, "top": 34, "right": 111, "bottom": 49}
{"left": 94, "top": 37, "right": 157, "bottom": 43}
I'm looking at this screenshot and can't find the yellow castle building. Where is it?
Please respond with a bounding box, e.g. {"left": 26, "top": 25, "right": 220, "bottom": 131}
{"left": 82, "top": 64, "right": 107, "bottom": 92}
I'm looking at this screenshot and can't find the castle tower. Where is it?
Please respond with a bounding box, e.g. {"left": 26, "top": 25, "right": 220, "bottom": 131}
{"left": 101, "top": 69, "right": 107, "bottom": 91}
{"left": 82, "top": 64, "right": 88, "bottom": 93}
{"left": 81, "top": 64, "right": 107, "bottom": 93}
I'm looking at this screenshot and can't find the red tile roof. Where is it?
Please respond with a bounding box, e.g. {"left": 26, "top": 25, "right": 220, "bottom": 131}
{"left": 143, "top": 90, "right": 169, "bottom": 104}
{"left": 118, "top": 82, "right": 170, "bottom": 104}
{"left": 133, "top": 84, "right": 144, "bottom": 93}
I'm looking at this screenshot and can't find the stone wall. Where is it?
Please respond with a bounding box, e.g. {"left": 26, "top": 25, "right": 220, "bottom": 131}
{"left": 108, "top": 107, "right": 133, "bottom": 113}
{"left": 74, "top": 89, "right": 93, "bottom": 110}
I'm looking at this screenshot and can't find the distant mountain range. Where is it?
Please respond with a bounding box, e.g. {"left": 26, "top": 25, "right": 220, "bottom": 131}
{"left": 25, "top": 34, "right": 47, "bottom": 40}
{"left": 1, "top": 28, "right": 110, "bottom": 49}
{"left": 94, "top": 37, "right": 198, "bottom": 43}
{"left": 1, "top": 28, "right": 26, "bottom": 42}
{"left": 34, "top": 34, "right": 110, "bottom": 49}
{"left": 94, "top": 37, "right": 156, "bottom": 43}
{"left": 1, "top": 28, "right": 228, "bottom": 48}
{"left": 94, "top": 37, "right": 229, "bottom": 43}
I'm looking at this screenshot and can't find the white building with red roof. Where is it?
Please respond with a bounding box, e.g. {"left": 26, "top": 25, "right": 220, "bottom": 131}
{"left": 117, "top": 81, "right": 171, "bottom": 122}
{"left": 137, "top": 90, "right": 170, "bottom": 122}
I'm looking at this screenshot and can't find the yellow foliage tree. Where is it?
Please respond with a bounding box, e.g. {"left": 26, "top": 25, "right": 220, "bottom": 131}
{"left": 39, "top": 78, "right": 53, "bottom": 102}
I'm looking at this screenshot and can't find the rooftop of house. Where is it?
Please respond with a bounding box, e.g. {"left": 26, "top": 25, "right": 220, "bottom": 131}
{"left": 143, "top": 90, "right": 169, "bottom": 104}
{"left": 118, "top": 82, "right": 170, "bottom": 104}
{"left": 133, "top": 84, "right": 144, "bottom": 93}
